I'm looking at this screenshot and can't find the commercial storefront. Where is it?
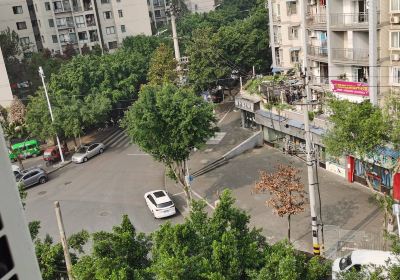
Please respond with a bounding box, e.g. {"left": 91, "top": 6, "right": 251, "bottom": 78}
{"left": 348, "top": 147, "right": 400, "bottom": 194}
{"left": 235, "top": 94, "right": 261, "bottom": 129}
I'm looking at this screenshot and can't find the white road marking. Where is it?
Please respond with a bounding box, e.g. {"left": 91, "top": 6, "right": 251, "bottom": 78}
{"left": 126, "top": 153, "right": 150, "bottom": 156}
{"left": 114, "top": 138, "right": 130, "bottom": 148}
{"left": 109, "top": 133, "right": 127, "bottom": 147}
{"left": 192, "top": 190, "right": 216, "bottom": 210}
{"left": 217, "top": 104, "right": 235, "bottom": 125}
{"left": 102, "top": 129, "right": 122, "bottom": 144}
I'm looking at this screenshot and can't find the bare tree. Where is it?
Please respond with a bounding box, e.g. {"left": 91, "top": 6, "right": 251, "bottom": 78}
{"left": 253, "top": 164, "right": 306, "bottom": 241}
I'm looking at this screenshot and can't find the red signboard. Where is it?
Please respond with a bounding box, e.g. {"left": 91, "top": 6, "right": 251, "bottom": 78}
{"left": 331, "top": 80, "right": 369, "bottom": 96}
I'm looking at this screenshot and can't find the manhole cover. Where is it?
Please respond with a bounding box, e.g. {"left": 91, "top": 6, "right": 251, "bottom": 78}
{"left": 38, "top": 191, "right": 47, "bottom": 196}
{"left": 99, "top": 211, "right": 110, "bottom": 217}
{"left": 64, "top": 181, "right": 72, "bottom": 186}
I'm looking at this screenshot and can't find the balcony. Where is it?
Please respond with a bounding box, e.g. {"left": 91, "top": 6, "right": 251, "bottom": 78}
{"left": 307, "top": 14, "right": 326, "bottom": 28}
{"left": 274, "top": 35, "right": 282, "bottom": 44}
{"left": 310, "top": 75, "right": 329, "bottom": 90}
{"left": 272, "top": 14, "right": 281, "bottom": 22}
{"left": 307, "top": 45, "right": 328, "bottom": 61}
{"left": 331, "top": 48, "right": 369, "bottom": 64}
{"left": 57, "top": 22, "right": 74, "bottom": 29}
{"left": 330, "top": 13, "right": 368, "bottom": 30}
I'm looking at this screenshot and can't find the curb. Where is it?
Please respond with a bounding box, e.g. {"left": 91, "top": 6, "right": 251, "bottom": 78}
{"left": 47, "top": 161, "right": 72, "bottom": 175}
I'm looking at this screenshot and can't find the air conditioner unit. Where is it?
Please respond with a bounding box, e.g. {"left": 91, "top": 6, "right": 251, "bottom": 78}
{"left": 392, "top": 54, "right": 400, "bottom": 61}
{"left": 391, "top": 16, "right": 400, "bottom": 24}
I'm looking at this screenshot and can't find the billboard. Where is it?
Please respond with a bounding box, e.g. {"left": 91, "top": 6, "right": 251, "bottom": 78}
{"left": 331, "top": 80, "right": 369, "bottom": 96}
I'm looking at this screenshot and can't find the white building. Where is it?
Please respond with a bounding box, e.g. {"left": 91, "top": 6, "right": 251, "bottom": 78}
{"left": 268, "top": 0, "right": 396, "bottom": 105}
{"left": 0, "top": 0, "right": 152, "bottom": 55}
{"left": 0, "top": 126, "right": 42, "bottom": 279}
{"left": 0, "top": 48, "right": 13, "bottom": 108}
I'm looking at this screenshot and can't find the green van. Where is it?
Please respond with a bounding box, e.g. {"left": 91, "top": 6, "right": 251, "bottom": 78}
{"left": 9, "top": 139, "right": 41, "bottom": 161}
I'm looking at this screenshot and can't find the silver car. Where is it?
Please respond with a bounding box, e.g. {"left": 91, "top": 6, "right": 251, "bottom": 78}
{"left": 16, "top": 167, "right": 48, "bottom": 188}
{"left": 72, "top": 143, "right": 105, "bottom": 163}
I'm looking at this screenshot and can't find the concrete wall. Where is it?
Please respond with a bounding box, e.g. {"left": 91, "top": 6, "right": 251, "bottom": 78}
{"left": 223, "top": 131, "right": 263, "bottom": 160}
{"left": 0, "top": 48, "right": 13, "bottom": 108}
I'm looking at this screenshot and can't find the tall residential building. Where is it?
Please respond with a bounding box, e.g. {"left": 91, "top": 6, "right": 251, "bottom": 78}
{"left": 0, "top": 126, "right": 42, "bottom": 279}
{"left": 0, "top": 0, "right": 152, "bottom": 55}
{"left": 268, "top": 0, "right": 396, "bottom": 105}
{"left": 0, "top": 48, "right": 13, "bottom": 108}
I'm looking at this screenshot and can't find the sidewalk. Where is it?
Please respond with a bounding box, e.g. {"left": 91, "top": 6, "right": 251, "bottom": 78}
{"left": 168, "top": 109, "right": 385, "bottom": 257}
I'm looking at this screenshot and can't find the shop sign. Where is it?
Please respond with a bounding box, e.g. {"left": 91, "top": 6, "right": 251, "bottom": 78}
{"left": 326, "top": 161, "right": 346, "bottom": 178}
{"left": 235, "top": 98, "right": 256, "bottom": 112}
{"left": 331, "top": 80, "right": 369, "bottom": 96}
{"left": 364, "top": 151, "right": 398, "bottom": 170}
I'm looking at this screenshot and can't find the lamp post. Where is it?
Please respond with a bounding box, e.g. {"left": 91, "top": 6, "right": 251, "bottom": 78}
{"left": 38, "top": 66, "right": 65, "bottom": 163}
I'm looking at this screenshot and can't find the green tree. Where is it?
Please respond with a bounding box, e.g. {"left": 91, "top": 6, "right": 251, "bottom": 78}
{"left": 0, "top": 27, "right": 20, "bottom": 60}
{"left": 151, "top": 190, "right": 267, "bottom": 279}
{"left": 121, "top": 83, "right": 217, "bottom": 207}
{"left": 186, "top": 27, "right": 230, "bottom": 93}
{"left": 324, "top": 99, "right": 388, "bottom": 158}
{"left": 73, "top": 215, "right": 151, "bottom": 280}
{"left": 147, "top": 43, "right": 178, "bottom": 85}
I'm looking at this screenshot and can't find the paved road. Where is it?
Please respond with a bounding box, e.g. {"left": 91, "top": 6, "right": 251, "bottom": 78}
{"left": 25, "top": 129, "right": 184, "bottom": 239}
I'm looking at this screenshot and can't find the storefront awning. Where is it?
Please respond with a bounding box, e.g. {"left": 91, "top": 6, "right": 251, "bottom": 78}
{"left": 376, "top": 146, "right": 400, "bottom": 159}
{"left": 289, "top": 47, "right": 301, "bottom": 51}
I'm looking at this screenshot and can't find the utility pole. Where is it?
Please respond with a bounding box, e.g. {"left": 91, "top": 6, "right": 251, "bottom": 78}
{"left": 368, "top": 0, "right": 378, "bottom": 105}
{"left": 39, "top": 66, "right": 65, "bottom": 163}
{"left": 54, "top": 201, "right": 73, "bottom": 279}
{"left": 299, "top": 0, "right": 322, "bottom": 255}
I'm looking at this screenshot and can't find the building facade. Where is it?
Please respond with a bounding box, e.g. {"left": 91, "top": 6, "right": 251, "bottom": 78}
{"left": 0, "top": 0, "right": 152, "bottom": 55}
{"left": 268, "top": 0, "right": 398, "bottom": 104}
{"left": 0, "top": 48, "right": 13, "bottom": 108}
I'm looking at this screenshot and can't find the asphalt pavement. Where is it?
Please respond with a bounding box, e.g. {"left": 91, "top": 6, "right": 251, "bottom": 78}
{"left": 24, "top": 128, "right": 184, "bottom": 240}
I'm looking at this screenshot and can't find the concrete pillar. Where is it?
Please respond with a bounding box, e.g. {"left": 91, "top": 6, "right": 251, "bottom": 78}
{"left": 369, "top": 0, "right": 378, "bottom": 105}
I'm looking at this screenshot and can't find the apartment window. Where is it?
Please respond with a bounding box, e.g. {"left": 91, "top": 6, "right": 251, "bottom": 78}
{"left": 121, "top": 25, "right": 126, "bottom": 33}
{"left": 20, "top": 37, "right": 30, "bottom": 46}
{"left": 12, "top": 6, "right": 23, "bottom": 14}
{"left": 392, "top": 0, "right": 400, "bottom": 11}
{"left": 101, "top": 0, "right": 110, "bottom": 3}
{"left": 53, "top": 1, "right": 62, "bottom": 12}
{"left": 106, "top": 26, "right": 115, "bottom": 35}
{"left": 75, "top": 15, "right": 85, "bottom": 27}
{"left": 41, "top": 35, "right": 45, "bottom": 43}
{"left": 154, "top": 10, "right": 161, "bottom": 18}
{"left": 288, "top": 26, "right": 299, "bottom": 40}
{"left": 108, "top": 41, "right": 118, "bottom": 49}
{"left": 118, "top": 9, "right": 123, "bottom": 17}
{"left": 391, "top": 31, "right": 400, "bottom": 49}
{"left": 16, "top": 21, "right": 27, "bottom": 30}
{"left": 59, "top": 34, "right": 68, "bottom": 43}
{"left": 49, "top": 19, "right": 54, "bottom": 27}
{"left": 56, "top": 18, "right": 67, "bottom": 27}
{"left": 52, "top": 35, "right": 58, "bottom": 43}
{"left": 45, "top": 2, "right": 51, "bottom": 11}
{"left": 86, "top": 14, "right": 96, "bottom": 26}
{"left": 290, "top": 50, "right": 300, "bottom": 63}
{"left": 89, "top": 30, "right": 98, "bottom": 42}
{"left": 103, "top": 11, "right": 112, "bottom": 19}
{"left": 392, "top": 67, "right": 400, "bottom": 85}
{"left": 286, "top": 1, "right": 297, "bottom": 16}
{"left": 78, "top": 31, "right": 88, "bottom": 41}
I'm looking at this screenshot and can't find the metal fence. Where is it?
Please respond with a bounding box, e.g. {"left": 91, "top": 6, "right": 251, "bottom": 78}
{"left": 323, "top": 225, "right": 387, "bottom": 260}
{"left": 330, "top": 13, "right": 368, "bottom": 27}
{"left": 331, "top": 48, "right": 369, "bottom": 62}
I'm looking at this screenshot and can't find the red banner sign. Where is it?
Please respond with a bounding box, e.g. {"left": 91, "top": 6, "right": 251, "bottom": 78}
{"left": 331, "top": 80, "right": 369, "bottom": 96}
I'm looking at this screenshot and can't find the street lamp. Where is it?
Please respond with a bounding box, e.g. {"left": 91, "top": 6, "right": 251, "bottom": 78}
{"left": 38, "top": 66, "right": 65, "bottom": 163}
{"left": 392, "top": 203, "right": 400, "bottom": 238}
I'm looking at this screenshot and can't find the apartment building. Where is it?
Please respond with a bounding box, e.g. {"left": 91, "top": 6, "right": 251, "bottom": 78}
{"left": 268, "top": 0, "right": 396, "bottom": 105}
{"left": 0, "top": 0, "right": 152, "bottom": 55}
{"left": 0, "top": 48, "right": 13, "bottom": 108}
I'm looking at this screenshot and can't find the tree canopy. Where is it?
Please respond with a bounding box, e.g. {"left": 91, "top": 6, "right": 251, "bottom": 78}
{"left": 324, "top": 99, "right": 389, "bottom": 157}
{"left": 147, "top": 43, "right": 178, "bottom": 85}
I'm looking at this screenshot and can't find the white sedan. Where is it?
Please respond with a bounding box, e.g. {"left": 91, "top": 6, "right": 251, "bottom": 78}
{"left": 144, "top": 190, "right": 176, "bottom": 218}
{"left": 72, "top": 143, "right": 105, "bottom": 163}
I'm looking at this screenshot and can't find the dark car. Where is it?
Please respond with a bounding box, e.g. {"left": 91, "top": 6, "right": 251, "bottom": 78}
{"left": 210, "top": 87, "right": 224, "bottom": 103}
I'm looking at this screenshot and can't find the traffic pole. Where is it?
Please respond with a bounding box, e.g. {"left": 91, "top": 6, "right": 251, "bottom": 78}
{"left": 54, "top": 201, "right": 73, "bottom": 279}
{"left": 39, "top": 66, "right": 65, "bottom": 163}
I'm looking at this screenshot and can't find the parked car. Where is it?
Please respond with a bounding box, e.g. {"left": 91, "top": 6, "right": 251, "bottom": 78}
{"left": 144, "top": 190, "right": 176, "bottom": 218}
{"left": 332, "top": 250, "right": 399, "bottom": 279}
{"left": 43, "top": 145, "right": 69, "bottom": 166}
{"left": 72, "top": 143, "right": 105, "bottom": 163}
{"left": 16, "top": 167, "right": 48, "bottom": 188}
